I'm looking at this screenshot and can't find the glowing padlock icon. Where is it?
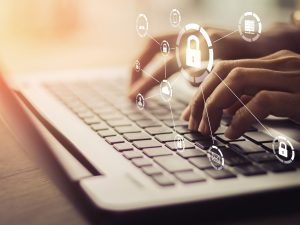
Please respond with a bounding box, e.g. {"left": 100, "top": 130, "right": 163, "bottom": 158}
{"left": 278, "top": 141, "right": 288, "bottom": 158}
{"left": 162, "top": 43, "right": 168, "bottom": 53}
{"left": 176, "top": 137, "right": 184, "bottom": 149}
{"left": 186, "top": 35, "right": 201, "bottom": 68}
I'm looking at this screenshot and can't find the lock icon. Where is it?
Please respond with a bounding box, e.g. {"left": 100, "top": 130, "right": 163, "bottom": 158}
{"left": 162, "top": 43, "right": 168, "bottom": 53}
{"left": 177, "top": 137, "right": 183, "bottom": 149}
{"left": 278, "top": 141, "right": 288, "bottom": 158}
{"left": 186, "top": 35, "right": 201, "bottom": 68}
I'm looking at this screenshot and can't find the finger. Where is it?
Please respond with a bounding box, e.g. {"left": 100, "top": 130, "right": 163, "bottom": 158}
{"left": 225, "top": 91, "right": 300, "bottom": 139}
{"left": 200, "top": 68, "right": 298, "bottom": 134}
{"left": 224, "top": 95, "right": 252, "bottom": 115}
{"left": 186, "top": 57, "right": 300, "bottom": 132}
{"left": 128, "top": 56, "right": 178, "bottom": 100}
{"left": 130, "top": 34, "right": 178, "bottom": 87}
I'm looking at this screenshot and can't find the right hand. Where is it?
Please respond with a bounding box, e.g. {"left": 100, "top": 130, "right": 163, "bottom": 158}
{"left": 128, "top": 27, "right": 250, "bottom": 100}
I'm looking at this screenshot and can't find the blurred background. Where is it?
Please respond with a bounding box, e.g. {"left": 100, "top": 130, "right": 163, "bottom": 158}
{"left": 0, "top": 0, "right": 298, "bottom": 75}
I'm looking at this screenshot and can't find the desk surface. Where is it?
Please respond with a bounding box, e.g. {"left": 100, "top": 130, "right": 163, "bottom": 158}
{"left": 0, "top": 117, "right": 299, "bottom": 225}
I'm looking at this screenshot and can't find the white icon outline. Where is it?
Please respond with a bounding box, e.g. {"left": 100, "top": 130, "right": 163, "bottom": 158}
{"left": 176, "top": 23, "right": 214, "bottom": 84}
{"left": 174, "top": 134, "right": 185, "bottom": 152}
{"left": 238, "top": 12, "right": 262, "bottom": 42}
{"left": 160, "top": 40, "right": 170, "bottom": 56}
{"left": 207, "top": 146, "right": 224, "bottom": 170}
{"left": 136, "top": 13, "right": 149, "bottom": 38}
{"left": 160, "top": 80, "right": 172, "bottom": 102}
{"left": 136, "top": 93, "right": 145, "bottom": 110}
{"left": 186, "top": 34, "right": 201, "bottom": 68}
{"left": 170, "top": 9, "right": 181, "bottom": 27}
{"left": 272, "top": 136, "right": 295, "bottom": 164}
{"left": 135, "top": 60, "right": 141, "bottom": 72}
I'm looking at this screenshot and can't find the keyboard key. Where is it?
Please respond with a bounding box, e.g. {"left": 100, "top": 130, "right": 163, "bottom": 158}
{"left": 174, "top": 125, "right": 192, "bottom": 134}
{"left": 154, "top": 155, "right": 193, "bottom": 173}
{"left": 175, "top": 171, "right": 206, "bottom": 183}
{"left": 84, "top": 116, "right": 101, "bottom": 125}
{"left": 123, "top": 150, "right": 143, "bottom": 159}
{"left": 99, "top": 113, "right": 124, "bottom": 121}
{"left": 205, "top": 169, "right": 236, "bottom": 179}
{"left": 97, "top": 129, "right": 117, "bottom": 137}
{"left": 152, "top": 174, "right": 175, "bottom": 186}
{"left": 246, "top": 152, "right": 277, "bottom": 163}
{"left": 131, "top": 158, "right": 152, "bottom": 167}
{"left": 188, "top": 157, "right": 212, "bottom": 170}
{"left": 105, "top": 136, "right": 125, "bottom": 144}
{"left": 165, "top": 140, "right": 195, "bottom": 150}
{"left": 155, "top": 133, "right": 177, "bottom": 143}
{"left": 136, "top": 119, "right": 161, "bottom": 128}
{"left": 142, "top": 166, "right": 163, "bottom": 176}
{"left": 145, "top": 127, "right": 173, "bottom": 135}
{"left": 77, "top": 111, "right": 95, "bottom": 119}
{"left": 177, "top": 149, "right": 206, "bottom": 158}
{"left": 244, "top": 132, "right": 273, "bottom": 143}
{"left": 230, "top": 141, "right": 266, "bottom": 154}
{"left": 214, "top": 126, "right": 227, "bottom": 135}
{"left": 113, "top": 142, "right": 134, "bottom": 152}
{"left": 123, "top": 132, "right": 152, "bottom": 142}
{"left": 133, "top": 139, "right": 162, "bottom": 149}
{"left": 106, "top": 119, "right": 132, "bottom": 127}
{"left": 260, "top": 162, "right": 296, "bottom": 173}
{"left": 163, "top": 119, "right": 189, "bottom": 127}
{"left": 90, "top": 123, "right": 109, "bottom": 131}
{"left": 222, "top": 148, "right": 251, "bottom": 166}
{"left": 217, "top": 134, "right": 245, "bottom": 143}
{"left": 235, "top": 165, "right": 266, "bottom": 176}
{"left": 143, "top": 147, "right": 173, "bottom": 157}
{"left": 128, "top": 113, "right": 149, "bottom": 121}
{"left": 195, "top": 139, "right": 221, "bottom": 150}
{"left": 184, "top": 133, "right": 210, "bottom": 142}
{"left": 114, "top": 125, "right": 141, "bottom": 134}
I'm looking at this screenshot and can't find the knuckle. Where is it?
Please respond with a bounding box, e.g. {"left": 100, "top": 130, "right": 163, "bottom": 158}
{"left": 227, "top": 67, "right": 245, "bottom": 84}
{"left": 278, "top": 49, "right": 293, "bottom": 56}
{"left": 213, "top": 61, "right": 231, "bottom": 74}
{"left": 255, "top": 91, "right": 272, "bottom": 107}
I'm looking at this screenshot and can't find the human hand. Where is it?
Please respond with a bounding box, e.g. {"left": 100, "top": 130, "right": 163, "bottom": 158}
{"left": 181, "top": 50, "right": 300, "bottom": 139}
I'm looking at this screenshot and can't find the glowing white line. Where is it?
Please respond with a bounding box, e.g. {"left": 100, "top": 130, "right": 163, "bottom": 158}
{"left": 144, "top": 93, "right": 160, "bottom": 100}
{"left": 200, "top": 85, "right": 215, "bottom": 144}
{"left": 213, "top": 71, "right": 274, "bottom": 137}
{"left": 168, "top": 102, "right": 176, "bottom": 130}
{"left": 141, "top": 69, "right": 160, "bottom": 83}
{"left": 147, "top": 33, "right": 160, "bottom": 45}
{"left": 213, "top": 30, "right": 238, "bottom": 43}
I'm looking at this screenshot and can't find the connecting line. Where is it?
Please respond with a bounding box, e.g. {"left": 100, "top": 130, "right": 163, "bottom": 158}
{"left": 144, "top": 93, "right": 160, "bottom": 100}
{"left": 164, "top": 57, "right": 167, "bottom": 79}
{"left": 147, "top": 33, "right": 160, "bottom": 45}
{"left": 168, "top": 102, "right": 176, "bottom": 131}
{"left": 200, "top": 85, "right": 215, "bottom": 145}
{"left": 212, "top": 71, "right": 274, "bottom": 138}
{"left": 141, "top": 69, "right": 160, "bottom": 83}
{"left": 213, "top": 30, "right": 238, "bottom": 43}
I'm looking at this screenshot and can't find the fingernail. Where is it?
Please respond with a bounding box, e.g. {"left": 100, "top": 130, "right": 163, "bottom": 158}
{"left": 199, "top": 120, "right": 206, "bottom": 134}
{"left": 188, "top": 116, "right": 197, "bottom": 131}
{"left": 225, "top": 126, "right": 235, "bottom": 139}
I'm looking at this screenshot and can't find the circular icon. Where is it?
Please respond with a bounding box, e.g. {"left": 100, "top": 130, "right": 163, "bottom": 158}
{"left": 207, "top": 146, "right": 224, "bottom": 170}
{"left": 174, "top": 134, "right": 185, "bottom": 152}
{"left": 135, "top": 60, "right": 141, "bottom": 72}
{"left": 160, "top": 40, "right": 170, "bottom": 56}
{"left": 176, "top": 23, "right": 214, "bottom": 84}
{"left": 170, "top": 9, "right": 181, "bottom": 27}
{"left": 136, "top": 93, "right": 145, "bottom": 110}
{"left": 272, "top": 136, "right": 295, "bottom": 164}
{"left": 160, "top": 80, "right": 172, "bottom": 102}
{"left": 238, "top": 12, "right": 262, "bottom": 42}
{"left": 136, "top": 13, "right": 148, "bottom": 38}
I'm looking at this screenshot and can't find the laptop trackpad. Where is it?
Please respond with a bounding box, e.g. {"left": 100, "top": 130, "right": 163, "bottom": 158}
{"left": 80, "top": 174, "right": 151, "bottom": 211}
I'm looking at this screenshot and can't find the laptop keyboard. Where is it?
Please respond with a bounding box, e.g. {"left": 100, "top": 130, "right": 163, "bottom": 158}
{"left": 44, "top": 79, "right": 298, "bottom": 187}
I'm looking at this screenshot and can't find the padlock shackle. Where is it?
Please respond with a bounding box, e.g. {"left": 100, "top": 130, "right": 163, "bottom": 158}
{"left": 187, "top": 35, "right": 200, "bottom": 50}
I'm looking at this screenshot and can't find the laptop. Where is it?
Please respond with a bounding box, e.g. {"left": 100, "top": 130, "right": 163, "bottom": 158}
{"left": 2, "top": 68, "right": 300, "bottom": 213}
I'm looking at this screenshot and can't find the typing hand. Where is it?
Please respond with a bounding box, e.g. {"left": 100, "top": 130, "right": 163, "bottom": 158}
{"left": 181, "top": 50, "right": 300, "bottom": 139}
